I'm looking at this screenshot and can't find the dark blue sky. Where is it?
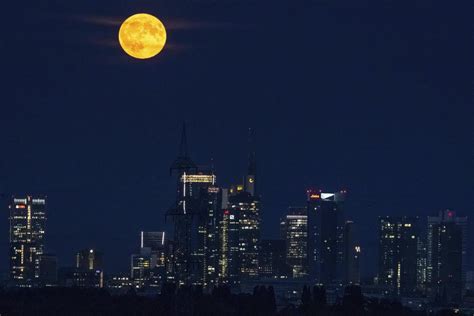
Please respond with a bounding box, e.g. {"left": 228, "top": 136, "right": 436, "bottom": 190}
{"left": 1, "top": 0, "right": 473, "bottom": 276}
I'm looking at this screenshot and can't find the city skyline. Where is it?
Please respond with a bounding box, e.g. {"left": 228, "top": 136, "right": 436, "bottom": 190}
{"left": 1, "top": 3, "right": 472, "bottom": 314}
{"left": 4, "top": 125, "right": 471, "bottom": 278}
{"left": 4, "top": 121, "right": 473, "bottom": 311}
{"left": 1, "top": 125, "right": 472, "bottom": 277}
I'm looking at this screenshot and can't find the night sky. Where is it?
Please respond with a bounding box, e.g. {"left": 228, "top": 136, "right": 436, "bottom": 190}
{"left": 1, "top": 0, "right": 473, "bottom": 276}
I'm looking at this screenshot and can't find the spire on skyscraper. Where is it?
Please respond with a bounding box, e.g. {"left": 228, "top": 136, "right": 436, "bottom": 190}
{"left": 247, "top": 127, "right": 256, "bottom": 176}
{"left": 170, "top": 122, "right": 197, "bottom": 175}
{"left": 244, "top": 128, "right": 257, "bottom": 196}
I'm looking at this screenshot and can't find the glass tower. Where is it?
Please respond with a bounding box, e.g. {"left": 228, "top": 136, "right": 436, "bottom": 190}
{"left": 281, "top": 207, "right": 308, "bottom": 278}
{"left": 9, "top": 196, "right": 46, "bottom": 287}
{"left": 307, "top": 189, "right": 346, "bottom": 285}
{"left": 377, "top": 216, "right": 420, "bottom": 296}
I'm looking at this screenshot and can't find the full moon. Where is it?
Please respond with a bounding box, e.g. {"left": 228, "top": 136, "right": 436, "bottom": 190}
{"left": 118, "top": 13, "right": 167, "bottom": 59}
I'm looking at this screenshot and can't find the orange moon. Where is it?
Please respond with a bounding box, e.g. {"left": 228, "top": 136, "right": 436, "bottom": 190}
{"left": 118, "top": 13, "right": 167, "bottom": 59}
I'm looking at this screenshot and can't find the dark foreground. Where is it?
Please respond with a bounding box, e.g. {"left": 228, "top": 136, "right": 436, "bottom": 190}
{"left": 0, "top": 285, "right": 461, "bottom": 316}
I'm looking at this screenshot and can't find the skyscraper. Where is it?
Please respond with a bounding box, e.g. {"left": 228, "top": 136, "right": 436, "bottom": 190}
{"left": 166, "top": 124, "right": 220, "bottom": 288}
{"left": 235, "top": 129, "right": 261, "bottom": 280}
{"left": 9, "top": 196, "right": 47, "bottom": 287}
{"left": 219, "top": 129, "right": 261, "bottom": 285}
{"left": 168, "top": 171, "right": 218, "bottom": 287}
{"left": 427, "top": 210, "right": 467, "bottom": 303}
{"left": 307, "top": 189, "right": 346, "bottom": 285}
{"left": 377, "top": 216, "right": 420, "bottom": 296}
{"left": 229, "top": 190, "right": 260, "bottom": 279}
{"left": 198, "top": 185, "right": 222, "bottom": 288}
{"left": 343, "top": 221, "right": 360, "bottom": 285}
{"left": 218, "top": 190, "right": 240, "bottom": 288}
{"left": 416, "top": 236, "right": 428, "bottom": 293}
{"left": 281, "top": 207, "right": 308, "bottom": 279}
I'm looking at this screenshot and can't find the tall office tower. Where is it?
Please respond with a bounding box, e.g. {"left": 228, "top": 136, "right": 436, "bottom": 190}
{"left": 218, "top": 190, "right": 240, "bottom": 288}
{"left": 219, "top": 129, "right": 261, "bottom": 283}
{"left": 234, "top": 128, "right": 261, "bottom": 280}
{"left": 259, "top": 239, "right": 288, "bottom": 279}
{"left": 9, "top": 196, "right": 47, "bottom": 287}
{"left": 307, "top": 189, "right": 346, "bottom": 285}
{"left": 281, "top": 207, "right": 308, "bottom": 279}
{"left": 166, "top": 124, "right": 220, "bottom": 288}
{"left": 229, "top": 190, "right": 261, "bottom": 279}
{"left": 378, "top": 216, "right": 420, "bottom": 297}
{"left": 343, "top": 221, "right": 361, "bottom": 285}
{"left": 169, "top": 171, "right": 217, "bottom": 287}
{"left": 198, "top": 185, "right": 221, "bottom": 289}
{"left": 427, "top": 210, "right": 467, "bottom": 303}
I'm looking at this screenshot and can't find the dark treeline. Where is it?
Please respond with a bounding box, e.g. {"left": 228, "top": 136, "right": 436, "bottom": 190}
{"left": 0, "top": 284, "right": 460, "bottom": 316}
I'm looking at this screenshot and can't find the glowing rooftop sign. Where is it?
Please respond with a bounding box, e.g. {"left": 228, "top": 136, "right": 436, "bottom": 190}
{"left": 321, "top": 193, "right": 335, "bottom": 200}
{"left": 181, "top": 174, "right": 216, "bottom": 184}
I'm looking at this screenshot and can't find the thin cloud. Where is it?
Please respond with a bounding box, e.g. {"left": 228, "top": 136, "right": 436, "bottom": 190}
{"left": 70, "top": 15, "right": 247, "bottom": 30}
{"left": 166, "top": 19, "right": 246, "bottom": 30}
{"left": 70, "top": 15, "right": 122, "bottom": 26}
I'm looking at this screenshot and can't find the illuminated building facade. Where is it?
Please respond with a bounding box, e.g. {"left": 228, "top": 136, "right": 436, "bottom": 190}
{"left": 235, "top": 128, "right": 261, "bottom": 280}
{"left": 9, "top": 196, "right": 47, "bottom": 287}
{"left": 259, "top": 239, "right": 288, "bottom": 279}
{"left": 200, "top": 186, "right": 222, "bottom": 288}
{"left": 281, "top": 207, "right": 308, "bottom": 279}
{"left": 218, "top": 190, "right": 240, "bottom": 288}
{"left": 416, "top": 237, "right": 428, "bottom": 293}
{"left": 229, "top": 190, "right": 261, "bottom": 280}
{"left": 426, "top": 210, "right": 467, "bottom": 303}
{"left": 377, "top": 216, "right": 419, "bottom": 296}
{"left": 307, "top": 190, "right": 346, "bottom": 285}
{"left": 218, "top": 129, "right": 261, "bottom": 285}
{"left": 131, "top": 249, "right": 155, "bottom": 288}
